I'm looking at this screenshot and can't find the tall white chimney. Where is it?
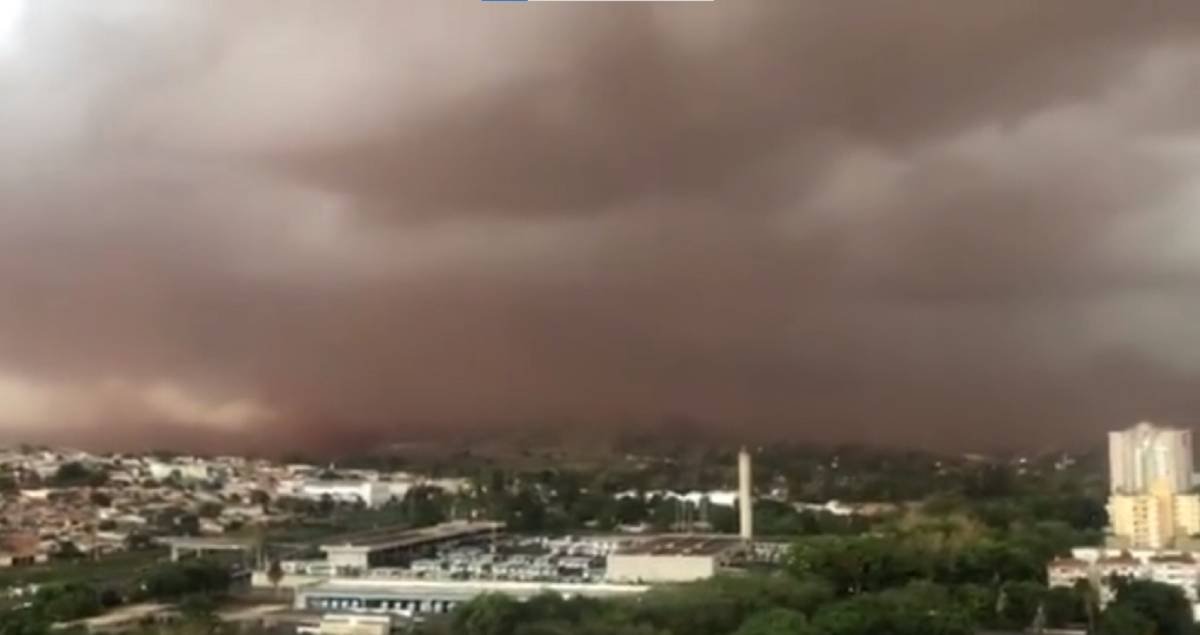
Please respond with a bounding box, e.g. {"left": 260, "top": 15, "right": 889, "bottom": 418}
{"left": 738, "top": 446, "right": 753, "bottom": 541}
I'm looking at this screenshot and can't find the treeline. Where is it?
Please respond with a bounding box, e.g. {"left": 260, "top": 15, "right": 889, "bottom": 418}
{"left": 364, "top": 443, "right": 1110, "bottom": 535}
{"left": 423, "top": 565, "right": 1192, "bottom": 635}
{"left": 382, "top": 462, "right": 1104, "bottom": 542}
{"left": 0, "top": 560, "right": 232, "bottom": 635}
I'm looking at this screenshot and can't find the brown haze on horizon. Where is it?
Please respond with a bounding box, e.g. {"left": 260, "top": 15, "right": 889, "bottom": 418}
{"left": 4, "top": 2, "right": 1200, "bottom": 454}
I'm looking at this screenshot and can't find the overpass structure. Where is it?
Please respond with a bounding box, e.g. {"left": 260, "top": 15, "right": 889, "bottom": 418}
{"left": 294, "top": 578, "right": 648, "bottom": 617}
{"left": 320, "top": 521, "right": 503, "bottom": 574}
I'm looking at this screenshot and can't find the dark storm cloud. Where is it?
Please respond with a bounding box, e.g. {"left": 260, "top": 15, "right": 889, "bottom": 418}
{"left": 289, "top": 2, "right": 1200, "bottom": 217}
{"left": 3, "top": 1, "right": 1200, "bottom": 453}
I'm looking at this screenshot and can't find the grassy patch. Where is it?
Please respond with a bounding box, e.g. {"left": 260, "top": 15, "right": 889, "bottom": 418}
{"left": 0, "top": 548, "right": 168, "bottom": 589}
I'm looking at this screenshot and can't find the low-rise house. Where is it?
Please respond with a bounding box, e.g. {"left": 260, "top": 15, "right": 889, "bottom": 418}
{"left": 0, "top": 532, "right": 47, "bottom": 567}
{"left": 1148, "top": 554, "right": 1200, "bottom": 601}
{"left": 1050, "top": 550, "right": 1200, "bottom": 606}
{"left": 1047, "top": 557, "right": 1090, "bottom": 589}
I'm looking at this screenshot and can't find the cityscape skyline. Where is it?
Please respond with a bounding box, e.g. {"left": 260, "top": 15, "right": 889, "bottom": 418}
{"left": 6, "top": 4, "right": 1200, "bottom": 634}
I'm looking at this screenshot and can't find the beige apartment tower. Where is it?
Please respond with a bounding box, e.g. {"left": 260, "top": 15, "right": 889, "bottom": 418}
{"left": 1107, "top": 422, "right": 1200, "bottom": 549}
{"left": 1108, "top": 480, "right": 1200, "bottom": 549}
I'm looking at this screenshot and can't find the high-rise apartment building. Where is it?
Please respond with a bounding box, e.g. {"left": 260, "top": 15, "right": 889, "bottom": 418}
{"left": 1109, "top": 422, "right": 1193, "bottom": 495}
{"left": 1107, "top": 422, "right": 1199, "bottom": 549}
{"left": 1108, "top": 481, "right": 1200, "bottom": 549}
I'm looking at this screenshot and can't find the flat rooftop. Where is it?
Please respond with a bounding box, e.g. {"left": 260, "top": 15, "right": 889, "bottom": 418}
{"left": 615, "top": 535, "right": 743, "bottom": 557}
{"left": 298, "top": 578, "right": 648, "bottom": 602}
{"left": 321, "top": 521, "right": 503, "bottom": 551}
{"left": 159, "top": 536, "right": 257, "bottom": 548}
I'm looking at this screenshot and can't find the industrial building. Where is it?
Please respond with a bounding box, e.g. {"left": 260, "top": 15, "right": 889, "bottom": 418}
{"left": 288, "top": 480, "right": 395, "bottom": 509}
{"left": 321, "top": 521, "right": 503, "bottom": 574}
{"left": 293, "top": 578, "right": 649, "bottom": 617}
{"left": 602, "top": 447, "right": 755, "bottom": 584}
{"left": 254, "top": 447, "right": 765, "bottom": 629}
{"left": 604, "top": 535, "right": 745, "bottom": 583}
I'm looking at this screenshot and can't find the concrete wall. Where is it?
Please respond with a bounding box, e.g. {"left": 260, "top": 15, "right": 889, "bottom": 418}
{"left": 605, "top": 554, "right": 716, "bottom": 583}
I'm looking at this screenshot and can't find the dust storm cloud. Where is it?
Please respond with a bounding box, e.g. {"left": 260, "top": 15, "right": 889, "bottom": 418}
{"left": 3, "top": 1, "right": 1200, "bottom": 453}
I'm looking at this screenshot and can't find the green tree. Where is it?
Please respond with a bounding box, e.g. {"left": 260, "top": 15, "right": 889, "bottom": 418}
{"left": 453, "top": 594, "right": 522, "bottom": 635}
{"left": 632, "top": 581, "right": 743, "bottom": 635}
{"left": 994, "top": 580, "right": 1046, "bottom": 630}
{"left": 1111, "top": 579, "right": 1193, "bottom": 635}
{"left": 733, "top": 608, "right": 816, "bottom": 635}
{"left": 249, "top": 489, "right": 271, "bottom": 509}
{"left": 790, "top": 536, "right": 922, "bottom": 595}
{"left": 176, "top": 513, "right": 201, "bottom": 536}
{"left": 125, "top": 531, "right": 153, "bottom": 551}
{"left": 1042, "top": 585, "right": 1085, "bottom": 628}
{"left": 952, "top": 584, "right": 997, "bottom": 625}
{"left": 811, "top": 595, "right": 891, "bottom": 635}
{"left": 140, "top": 561, "right": 232, "bottom": 600}
{"left": 36, "top": 584, "right": 103, "bottom": 622}
{"left": 705, "top": 574, "right": 834, "bottom": 618}
{"left": 52, "top": 462, "right": 106, "bottom": 488}
{"left": 404, "top": 486, "right": 449, "bottom": 528}
{"left": 1098, "top": 604, "right": 1154, "bottom": 635}
{"left": 502, "top": 486, "right": 546, "bottom": 533}
{"left": 267, "top": 560, "right": 285, "bottom": 598}
{"left": 613, "top": 496, "right": 649, "bottom": 526}
{"left": 53, "top": 541, "right": 85, "bottom": 561}
{"left": 810, "top": 586, "right": 973, "bottom": 635}
{"left": 879, "top": 583, "right": 974, "bottom": 635}
{"left": 317, "top": 493, "right": 335, "bottom": 516}
{"left": 178, "top": 593, "right": 219, "bottom": 626}
{"left": 197, "top": 502, "right": 224, "bottom": 518}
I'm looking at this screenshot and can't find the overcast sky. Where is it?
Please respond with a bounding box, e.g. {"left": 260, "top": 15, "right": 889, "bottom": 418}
{"left": 3, "top": 1, "right": 1200, "bottom": 453}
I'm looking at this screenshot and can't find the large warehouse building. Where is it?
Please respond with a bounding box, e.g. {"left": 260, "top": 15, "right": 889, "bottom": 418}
{"left": 294, "top": 578, "right": 649, "bottom": 616}
{"left": 321, "top": 521, "right": 503, "bottom": 574}
{"left": 605, "top": 535, "right": 744, "bottom": 583}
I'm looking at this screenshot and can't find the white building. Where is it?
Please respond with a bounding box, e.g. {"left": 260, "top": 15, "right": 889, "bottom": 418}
{"left": 147, "top": 460, "right": 214, "bottom": 483}
{"left": 422, "top": 478, "right": 471, "bottom": 495}
{"left": 604, "top": 536, "right": 742, "bottom": 584}
{"left": 1148, "top": 554, "right": 1200, "bottom": 602}
{"left": 617, "top": 490, "right": 740, "bottom": 507}
{"left": 294, "top": 579, "right": 648, "bottom": 618}
{"left": 1110, "top": 422, "right": 1194, "bottom": 495}
{"left": 1050, "top": 550, "right": 1200, "bottom": 606}
{"left": 288, "top": 481, "right": 393, "bottom": 509}
{"left": 1047, "top": 557, "right": 1090, "bottom": 590}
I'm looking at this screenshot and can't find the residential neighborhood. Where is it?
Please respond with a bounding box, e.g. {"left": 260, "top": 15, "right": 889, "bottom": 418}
{"left": 0, "top": 448, "right": 469, "bottom": 568}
